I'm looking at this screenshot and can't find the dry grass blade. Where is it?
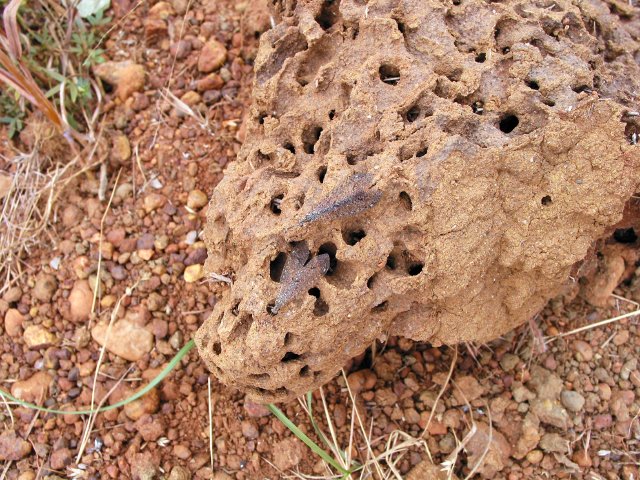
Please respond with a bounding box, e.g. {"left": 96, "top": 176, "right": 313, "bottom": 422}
{"left": 0, "top": 142, "right": 100, "bottom": 293}
{"left": 2, "top": 0, "right": 22, "bottom": 59}
{"left": 0, "top": 0, "right": 75, "bottom": 140}
{"left": 161, "top": 88, "right": 209, "bottom": 129}
{"left": 545, "top": 307, "right": 640, "bottom": 342}
{"left": 0, "top": 49, "right": 66, "bottom": 133}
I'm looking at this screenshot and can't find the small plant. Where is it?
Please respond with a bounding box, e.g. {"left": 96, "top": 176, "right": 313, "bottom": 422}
{"left": 2, "top": 0, "right": 111, "bottom": 136}
{"left": 0, "top": 87, "right": 25, "bottom": 137}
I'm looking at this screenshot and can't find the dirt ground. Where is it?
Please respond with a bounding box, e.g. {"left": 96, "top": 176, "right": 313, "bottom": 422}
{"left": 0, "top": 0, "right": 639, "bottom": 479}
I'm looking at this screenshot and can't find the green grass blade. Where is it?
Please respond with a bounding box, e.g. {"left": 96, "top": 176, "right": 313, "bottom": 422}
{"left": 267, "top": 403, "right": 350, "bottom": 475}
{"left": 0, "top": 339, "right": 195, "bottom": 415}
{"left": 305, "top": 391, "right": 339, "bottom": 455}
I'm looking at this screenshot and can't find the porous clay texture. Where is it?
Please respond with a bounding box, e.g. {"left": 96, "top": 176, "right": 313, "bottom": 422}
{"left": 197, "top": 0, "right": 640, "bottom": 402}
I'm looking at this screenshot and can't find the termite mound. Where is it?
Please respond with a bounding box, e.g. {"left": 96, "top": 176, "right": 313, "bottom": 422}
{"left": 196, "top": 0, "right": 640, "bottom": 402}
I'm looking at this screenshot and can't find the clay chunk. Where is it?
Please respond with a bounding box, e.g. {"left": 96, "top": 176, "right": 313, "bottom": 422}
{"left": 196, "top": 0, "right": 640, "bottom": 402}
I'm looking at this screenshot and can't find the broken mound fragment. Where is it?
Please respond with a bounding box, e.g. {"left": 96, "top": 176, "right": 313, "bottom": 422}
{"left": 196, "top": 0, "right": 640, "bottom": 402}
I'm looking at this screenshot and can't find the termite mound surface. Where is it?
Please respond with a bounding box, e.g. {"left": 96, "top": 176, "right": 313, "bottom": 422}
{"left": 196, "top": 0, "right": 640, "bottom": 403}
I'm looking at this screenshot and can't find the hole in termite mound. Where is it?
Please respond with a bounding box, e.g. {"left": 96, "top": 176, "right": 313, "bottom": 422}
{"left": 379, "top": 64, "right": 400, "bottom": 85}
{"left": 281, "top": 351, "right": 301, "bottom": 362}
{"left": 405, "top": 105, "right": 420, "bottom": 123}
{"left": 270, "top": 252, "right": 287, "bottom": 282}
{"left": 308, "top": 287, "right": 329, "bottom": 316}
{"left": 399, "top": 191, "right": 413, "bottom": 211}
{"left": 499, "top": 114, "right": 519, "bottom": 133}
{"left": 386, "top": 254, "right": 397, "bottom": 270}
{"left": 318, "top": 242, "right": 337, "bottom": 275}
{"left": 541, "top": 195, "right": 552, "bottom": 206}
{"left": 416, "top": 147, "right": 428, "bottom": 158}
{"left": 318, "top": 242, "right": 357, "bottom": 288}
{"left": 315, "top": 0, "right": 341, "bottom": 30}
{"left": 270, "top": 194, "right": 284, "bottom": 214}
{"left": 342, "top": 229, "right": 366, "bottom": 246}
{"left": 284, "top": 332, "right": 295, "bottom": 346}
{"left": 613, "top": 227, "right": 637, "bottom": 244}
{"left": 407, "top": 262, "right": 423, "bottom": 276}
{"left": 317, "top": 166, "right": 327, "bottom": 183}
{"left": 371, "top": 300, "right": 388, "bottom": 313}
{"left": 302, "top": 126, "right": 323, "bottom": 154}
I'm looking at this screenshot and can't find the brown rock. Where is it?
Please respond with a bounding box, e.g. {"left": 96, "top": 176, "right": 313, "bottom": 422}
{"left": 0, "top": 431, "right": 32, "bottom": 461}
{"left": 173, "top": 444, "right": 191, "bottom": 459}
{"left": 135, "top": 414, "right": 165, "bottom": 442}
{"left": 168, "top": 466, "right": 191, "bottom": 480}
{"left": 539, "top": 433, "right": 569, "bottom": 454}
{"left": 3, "top": 286, "right": 22, "bottom": 303}
{"left": 244, "top": 399, "right": 271, "bottom": 417}
{"left": 513, "top": 413, "right": 540, "bottom": 459}
{"left": 0, "top": 173, "right": 12, "bottom": 201}
{"left": 198, "top": 39, "right": 227, "bottom": 73}
{"left": 572, "top": 448, "right": 593, "bottom": 468}
{"left": 124, "top": 388, "right": 160, "bottom": 420}
{"left": 4, "top": 308, "right": 24, "bottom": 337}
{"left": 187, "top": 189, "right": 208, "bottom": 209}
{"left": 69, "top": 280, "right": 93, "bottom": 322}
{"left": 94, "top": 61, "right": 145, "bottom": 101}
{"left": 406, "top": 459, "right": 457, "bottom": 480}
{"left": 241, "top": 420, "right": 259, "bottom": 439}
{"left": 582, "top": 254, "right": 625, "bottom": 306}
{"left": 572, "top": 340, "right": 593, "bottom": 362}
{"left": 50, "top": 448, "right": 72, "bottom": 470}
{"left": 148, "top": 1, "right": 174, "bottom": 18}
{"left": 465, "top": 422, "right": 511, "bottom": 478}
{"left": 453, "top": 375, "right": 484, "bottom": 404}
{"left": 531, "top": 398, "right": 570, "bottom": 430}
{"left": 33, "top": 273, "right": 57, "bottom": 302}
{"left": 131, "top": 452, "right": 158, "bottom": 480}
{"left": 143, "top": 193, "right": 166, "bottom": 212}
{"left": 613, "top": 329, "right": 630, "bottom": 346}
{"left": 91, "top": 319, "right": 154, "bottom": 361}
{"left": 184, "top": 264, "right": 204, "bottom": 283}
{"left": 11, "top": 371, "right": 52, "bottom": 403}
{"left": 196, "top": 74, "right": 224, "bottom": 92}
{"left": 346, "top": 369, "right": 377, "bottom": 394}
{"left": 272, "top": 437, "right": 305, "bottom": 471}
{"left": 241, "top": 0, "right": 271, "bottom": 39}
{"left": 23, "top": 325, "right": 57, "bottom": 349}
{"left": 593, "top": 414, "right": 613, "bottom": 430}
{"left": 333, "top": 403, "right": 347, "bottom": 428}
{"left": 111, "top": 134, "right": 131, "bottom": 164}
{"left": 144, "top": 18, "right": 167, "bottom": 44}
{"left": 62, "top": 204, "right": 82, "bottom": 227}
{"left": 529, "top": 366, "right": 563, "bottom": 401}
{"left": 181, "top": 91, "right": 201, "bottom": 106}
{"left": 170, "top": 40, "right": 192, "bottom": 60}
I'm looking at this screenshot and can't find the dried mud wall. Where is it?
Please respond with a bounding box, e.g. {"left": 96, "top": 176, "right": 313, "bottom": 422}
{"left": 197, "top": 0, "right": 640, "bottom": 402}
